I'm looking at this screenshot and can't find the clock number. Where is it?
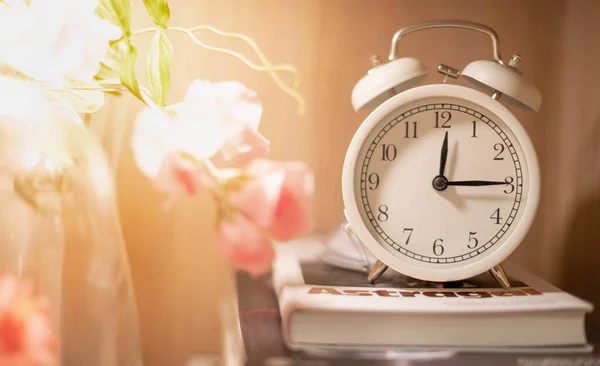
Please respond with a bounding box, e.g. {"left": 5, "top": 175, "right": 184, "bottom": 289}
{"left": 468, "top": 231, "right": 478, "bottom": 249}
{"left": 381, "top": 144, "right": 397, "bottom": 161}
{"left": 504, "top": 176, "right": 515, "bottom": 194}
{"left": 490, "top": 208, "right": 503, "bottom": 225}
{"left": 404, "top": 121, "right": 417, "bottom": 138}
{"left": 403, "top": 228, "right": 413, "bottom": 244}
{"left": 493, "top": 143, "right": 505, "bottom": 160}
{"left": 368, "top": 173, "right": 380, "bottom": 190}
{"left": 432, "top": 238, "right": 444, "bottom": 256}
{"left": 471, "top": 120, "right": 477, "bottom": 138}
{"left": 434, "top": 111, "right": 452, "bottom": 128}
{"left": 377, "top": 205, "right": 389, "bottom": 222}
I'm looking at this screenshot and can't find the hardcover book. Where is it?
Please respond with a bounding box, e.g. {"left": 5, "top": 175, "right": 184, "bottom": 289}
{"left": 272, "top": 236, "right": 594, "bottom": 353}
{"left": 221, "top": 263, "right": 600, "bottom": 366}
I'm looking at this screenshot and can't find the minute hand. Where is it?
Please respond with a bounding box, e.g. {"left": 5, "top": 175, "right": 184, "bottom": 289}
{"left": 446, "top": 180, "right": 506, "bottom": 187}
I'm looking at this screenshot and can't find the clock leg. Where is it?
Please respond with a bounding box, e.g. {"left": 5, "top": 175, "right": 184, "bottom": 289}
{"left": 368, "top": 260, "right": 388, "bottom": 283}
{"left": 489, "top": 263, "right": 511, "bottom": 289}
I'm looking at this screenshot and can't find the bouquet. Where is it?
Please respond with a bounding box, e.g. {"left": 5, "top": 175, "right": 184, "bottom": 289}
{"left": 0, "top": 0, "right": 313, "bottom": 364}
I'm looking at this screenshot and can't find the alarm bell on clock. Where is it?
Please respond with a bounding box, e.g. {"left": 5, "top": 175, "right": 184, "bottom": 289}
{"left": 341, "top": 20, "right": 542, "bottom": 289}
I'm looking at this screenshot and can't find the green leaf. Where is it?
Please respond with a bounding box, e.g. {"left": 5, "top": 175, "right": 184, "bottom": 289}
{"left": 96, "top": 0, "right": 132, "bottom": 32}
{"left": 142, "top": 0, "right": 170, "bottom": 28}
{"left": 119, "top": 41, "right": 144, "bottom": 103}
{"left": 146, "top": 31, "right": 172, "bottom": 106}
{"left": 95, "top": 61, "right": 120, "bottom": 81}
{"left": 94, "top": 41, "right": 122, "bottom": 81}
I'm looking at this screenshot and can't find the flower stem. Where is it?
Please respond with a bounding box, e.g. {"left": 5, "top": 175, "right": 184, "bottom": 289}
{"left": 168, "top": 26, "right": 305, "bottom": 114}
{"left": 42, "top": 85, "right": 124, "bottom": 93}
{"left": 130, "top": 25, "right": 306, "bottom": 114}
{"left": 131, "top": 28, "right": 159, "bottom": 36}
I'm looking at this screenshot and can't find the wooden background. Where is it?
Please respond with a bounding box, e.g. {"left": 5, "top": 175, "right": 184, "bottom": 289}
{"left": 90, "top": 1, "right": 600, "bottom": 365}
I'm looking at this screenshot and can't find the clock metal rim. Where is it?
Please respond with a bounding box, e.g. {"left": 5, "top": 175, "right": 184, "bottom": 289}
{"left": 342, "top": 84, "right": 540, "bottom": 282}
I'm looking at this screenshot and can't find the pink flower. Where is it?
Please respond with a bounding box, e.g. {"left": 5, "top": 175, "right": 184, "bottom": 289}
{"left": 0, "top": 276, "right": 58, "bottom": 366}
{"left": 230, "top": 159, "right": 315, "bottom": 241}
{"left": 210, "top": 127, "right": 270, "bottom": 169}
{"left": 132, "top": 80, "right": 269, "bottom": 197}
{"left": 217, "top": 215, "right": 275, "bottom": 277}
{"left": 0, "top": 0, "right": 121, "bottom": 82}
{"left": 153, "top": 154, "right": 206, "bottom": 197}
{"left": 216, "top": 159, "right": 314, "bottom": 276}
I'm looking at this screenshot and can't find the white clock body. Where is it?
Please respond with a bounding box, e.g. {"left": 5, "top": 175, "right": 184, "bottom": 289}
{"left": 342, "top": 84, "right": 540, "bottom": 282}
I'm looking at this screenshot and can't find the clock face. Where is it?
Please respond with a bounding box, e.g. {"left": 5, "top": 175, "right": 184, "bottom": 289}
{"left": 344, "top": 85, "right": 539, "bottom": 280}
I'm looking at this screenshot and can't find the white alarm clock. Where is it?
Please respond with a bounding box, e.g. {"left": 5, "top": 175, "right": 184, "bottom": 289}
{"left": 341, "top": 20, "right": 542, "bottom": 288}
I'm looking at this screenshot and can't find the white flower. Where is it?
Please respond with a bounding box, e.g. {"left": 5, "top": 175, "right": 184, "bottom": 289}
{"left": 132, "top": 80, "right": 269, "bottom": 196}
{"left": 0, "top": 0, "right": 121, "bottom": 82}
{"left": 0, "top": 75, "right": 80, "bottom": 172}
{"left": 164, "top": 80, "right": 263, "bottom": 159}
{"left": 0, "top": 76, "right": 50, "bottom": 168}
{"left": 0, "top": 75, "right": 83, "bottom": 212}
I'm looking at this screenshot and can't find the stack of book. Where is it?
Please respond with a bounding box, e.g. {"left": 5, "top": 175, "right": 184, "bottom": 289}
{"left": 220, "top": 236, "right": 598, "bottom": 366}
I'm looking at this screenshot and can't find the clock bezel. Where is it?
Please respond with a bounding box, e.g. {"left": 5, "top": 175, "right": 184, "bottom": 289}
{"left": 342, "top": 84, "right": 540, "bottom": 282}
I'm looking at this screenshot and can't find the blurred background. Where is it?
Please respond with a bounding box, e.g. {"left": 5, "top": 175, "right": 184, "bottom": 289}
{"left": 89, "top": 0, "right": 600, "bottom": 365}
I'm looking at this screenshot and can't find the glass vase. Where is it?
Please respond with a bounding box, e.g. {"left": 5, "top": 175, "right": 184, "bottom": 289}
{"left": 0, "top": 75, "right": 143, "bottom": 366}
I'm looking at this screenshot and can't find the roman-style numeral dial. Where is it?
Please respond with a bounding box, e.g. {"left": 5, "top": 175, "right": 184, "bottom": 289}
{"left": 355, "top": 99, "right": 528, "bottom": 266}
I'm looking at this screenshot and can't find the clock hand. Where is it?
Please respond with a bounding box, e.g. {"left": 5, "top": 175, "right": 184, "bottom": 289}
{"left": 446, "top": 180, "right": 506, "bottom": 186}
{"left": 438, "top": 131, "right": 449, "bottom": 177}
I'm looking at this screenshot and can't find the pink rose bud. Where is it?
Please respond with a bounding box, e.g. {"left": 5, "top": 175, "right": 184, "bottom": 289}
{"left": 229, "top": 159, "right": 315, "bottom": 241}
{"left": 217, "top": 214, "right": 275, "bottom": 277}
{"left": 0, "top": 276, "right": 58, "bottom": 366}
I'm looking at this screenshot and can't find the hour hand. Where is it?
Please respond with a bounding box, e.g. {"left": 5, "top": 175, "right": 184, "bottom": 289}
{"left": 446, "top": 180, "right": 506, "bottom": 187}
{"left": 438, "top": 131, "right": 449, "bottom": 177}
